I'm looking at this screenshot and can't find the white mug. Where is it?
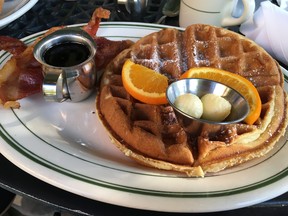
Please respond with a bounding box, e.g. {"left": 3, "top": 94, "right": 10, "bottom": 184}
{"left": 179, "top": 0, "right": 255, "bottom": 28}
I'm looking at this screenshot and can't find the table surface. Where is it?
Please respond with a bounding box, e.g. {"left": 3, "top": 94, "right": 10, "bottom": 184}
{"left": 1, "top": 0, "right": 288, "bottom": 215}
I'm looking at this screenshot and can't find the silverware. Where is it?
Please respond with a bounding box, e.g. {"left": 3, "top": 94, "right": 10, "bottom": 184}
{"left": 117, "top": 0, "right": 148, "bottom": 21}
{"left": 156, "top": 0, "right": 180, "bottom": 24}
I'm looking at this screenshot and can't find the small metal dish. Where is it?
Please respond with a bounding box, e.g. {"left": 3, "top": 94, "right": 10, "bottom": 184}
{"left": 166, "top": 78, "right": 250, "bottom": 127}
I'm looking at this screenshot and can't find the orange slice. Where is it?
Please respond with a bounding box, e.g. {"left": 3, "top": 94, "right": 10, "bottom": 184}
{"left": 122, "top": 59, "right": 168, "bottom": 104}
{"left": 181, "top": 67, "right": 261, "bottom": 125}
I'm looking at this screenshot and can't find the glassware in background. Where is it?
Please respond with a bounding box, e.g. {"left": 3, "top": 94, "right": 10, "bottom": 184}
{"left": 116, "top": 0, "right": 167, "bottom": 22}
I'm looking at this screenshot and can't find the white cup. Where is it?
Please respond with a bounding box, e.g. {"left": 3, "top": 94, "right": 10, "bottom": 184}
{"left": 179, "top": 0, "right": 255, "bottom": 28}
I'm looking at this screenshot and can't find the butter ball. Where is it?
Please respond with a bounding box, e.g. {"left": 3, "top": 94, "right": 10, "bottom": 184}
{"left": 201, "top": 94, "right": 231, "bottom": 122}
{"left": 174, "top": 93, "right": 203, "bottom": 118}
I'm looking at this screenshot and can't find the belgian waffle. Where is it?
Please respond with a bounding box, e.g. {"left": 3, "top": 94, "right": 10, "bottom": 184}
{"left": 97, "top": 24, "right": 288, "bottom": 177}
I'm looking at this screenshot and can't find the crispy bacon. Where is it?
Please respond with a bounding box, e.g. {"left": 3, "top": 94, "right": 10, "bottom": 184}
{"left": 0, "top": 36, "right": 27, "bottom": 55}
{"left": 83, "top": 7, "right": 110, "bottom": 36}
{"left": 0, "top": 46, "right": 43, "bottom": 104}
{"left": 0, "top": 7, "right": 133, "bottom": 108}
{"left": 95, "top": 37, "right": 133, "bottom": 70}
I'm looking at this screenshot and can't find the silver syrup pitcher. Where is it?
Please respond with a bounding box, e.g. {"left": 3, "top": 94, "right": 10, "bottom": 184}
{"left": 33, "top": 28, "right": 97, "bottom": 102}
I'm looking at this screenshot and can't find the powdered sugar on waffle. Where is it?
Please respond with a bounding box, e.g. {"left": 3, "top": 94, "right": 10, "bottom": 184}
{"left": 97, "top": 24, "right": 288, "bottom": 177}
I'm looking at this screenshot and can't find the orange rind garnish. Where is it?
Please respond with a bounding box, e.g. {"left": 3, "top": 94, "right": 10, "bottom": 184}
{"left": 122, "top": 59, "right": 168, "bottom": 105}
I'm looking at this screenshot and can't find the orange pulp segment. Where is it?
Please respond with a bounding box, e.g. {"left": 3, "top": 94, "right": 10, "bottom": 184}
{"left": 180, "top": 67, "right": 261, "bottom": 125}
{"left": 122, "top": 59, "right": 168, "bottom": 104}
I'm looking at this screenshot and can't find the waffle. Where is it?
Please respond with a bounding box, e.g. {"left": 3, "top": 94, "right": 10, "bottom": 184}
{"left": 97, "top": 24, "right": 288, "bottom": 177}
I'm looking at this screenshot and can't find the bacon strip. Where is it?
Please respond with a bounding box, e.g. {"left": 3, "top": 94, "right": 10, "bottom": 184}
{"left": 0, "top": 36, "right": 27, "bottom": 56}
{"left": 95, "top": 37, "right": 133, "bottom": 70}
{"left": 0, "top": 46, "right": 43, "bottom": 103}
{"left": 83, "top": 7, "right": 110, "bottom": 36}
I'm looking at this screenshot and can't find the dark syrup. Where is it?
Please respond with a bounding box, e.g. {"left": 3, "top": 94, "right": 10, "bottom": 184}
{"left": 44, "top": 42, "right": 90, "bottom": 67}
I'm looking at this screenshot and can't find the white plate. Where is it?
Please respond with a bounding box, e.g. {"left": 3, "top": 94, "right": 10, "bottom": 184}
{"left": 0, "top": 0, "right": 38, "bottom": 29}
{"left": 0, "top": 22, "right": 288, "bottom": 213}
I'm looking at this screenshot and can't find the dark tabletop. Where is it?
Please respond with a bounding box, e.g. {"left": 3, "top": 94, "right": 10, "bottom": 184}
{"left": 0, "top": 0, "right": 288, "bottom": 215}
